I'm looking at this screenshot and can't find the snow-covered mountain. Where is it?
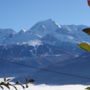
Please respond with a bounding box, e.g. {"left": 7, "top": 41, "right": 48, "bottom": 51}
{"left": 0, "top": 19, "right": 90, "bottom": 86}
{"left": 0, "top": 19, "right": 89, "bottom": 63}
{"left": 0, "top": 19, "right": 89, "bottom": 45}
{"left": 0, "top": 28, "right": 15, "bottom": 44}
{"left": 0, "top": 19, "right": 89, "bottom": 65}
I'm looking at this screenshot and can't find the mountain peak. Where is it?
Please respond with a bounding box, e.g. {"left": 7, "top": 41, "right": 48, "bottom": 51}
{"left": 43, "top": 19, "right": 55, "bottom": 23}
{"left": 38, "top": 19, "right": 61, "bottom": 28}
{"left": 29, "top": 19, "right": 61, "bottom": 34}
{"left": 19, "top": 29, "right": 27, "bottom": 34}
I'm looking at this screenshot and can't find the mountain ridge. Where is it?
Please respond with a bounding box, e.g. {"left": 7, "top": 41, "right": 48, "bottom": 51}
{"left": 0, "top": 19, "right": 89, "bottom": 45}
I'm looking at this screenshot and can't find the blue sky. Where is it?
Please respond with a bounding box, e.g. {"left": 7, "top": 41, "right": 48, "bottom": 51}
{"left": 0, "top": 0, "right": 90, "bottom": 31}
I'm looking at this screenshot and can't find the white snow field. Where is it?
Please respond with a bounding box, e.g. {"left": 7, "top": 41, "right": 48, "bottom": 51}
{"left": 0, "top": 83, "right": 88, "bottom": 90}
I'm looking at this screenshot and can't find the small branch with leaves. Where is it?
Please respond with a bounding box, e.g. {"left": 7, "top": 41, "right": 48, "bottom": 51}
{"left": 0, "top": 78, "right": 35, "bottom": 90}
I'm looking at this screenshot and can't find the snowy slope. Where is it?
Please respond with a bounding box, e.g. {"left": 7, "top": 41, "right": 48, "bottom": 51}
{"left": 0, "top": 50, "right": 90, "bottom": 85}
{"left": 0, "top": 48, "right": 88, "bottom": 87}
{"left": 0, "top": 84, "right": 88, "bottom": 90}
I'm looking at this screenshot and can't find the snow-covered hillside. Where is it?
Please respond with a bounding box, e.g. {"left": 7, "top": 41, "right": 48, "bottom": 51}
{"left": 0, "top": 19, "right": 90, "bottom": 90}
{"left": 0, "top": 83, "right": 88, "bottom": 90}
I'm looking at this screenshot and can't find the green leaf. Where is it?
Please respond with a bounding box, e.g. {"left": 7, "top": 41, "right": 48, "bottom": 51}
{"left": 86, "top": 87, "right": 90, "bottom": 90}
{"left": 78, "top": 43, "right": 90, "bottom": 52}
